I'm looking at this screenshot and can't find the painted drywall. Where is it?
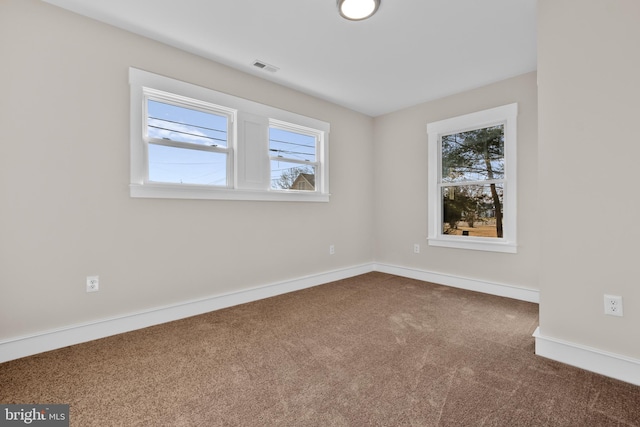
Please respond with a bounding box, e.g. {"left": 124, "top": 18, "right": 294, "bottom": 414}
{"left": 0, "top": 0, "right": 374, "bottom": 340}
{"left": 538, "top": 0, "right": 640, "bottom": 358}
{"left": 373, "top": 72, "right": 539, "bottom": 291}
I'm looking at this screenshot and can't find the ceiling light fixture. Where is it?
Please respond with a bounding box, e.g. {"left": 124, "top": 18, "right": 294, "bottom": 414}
{"left": 337, "top": 0, "right": 380, "bottom": 21}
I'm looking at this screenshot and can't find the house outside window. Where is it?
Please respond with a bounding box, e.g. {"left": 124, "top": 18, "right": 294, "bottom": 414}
{"left": 427, "top": 103, "right": 518, "bottom": 253}
{"left": 269, "top": 122, "right": 321, "bottom": 192}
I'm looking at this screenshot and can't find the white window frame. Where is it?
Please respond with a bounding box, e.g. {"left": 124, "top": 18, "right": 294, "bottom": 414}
{"left": 268, "top": 119, "right": 324, "bottom": 193}
{"left": 129, "top": 68, "right": 330, "bottom": 202}
{"left": 143, "top": 88, "right": 235, "bottom": 188}
{"left": 426, "top": 103, "right": 518, "bottom": 253}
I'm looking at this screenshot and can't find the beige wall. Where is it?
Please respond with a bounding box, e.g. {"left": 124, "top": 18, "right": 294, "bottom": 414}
{"left": 0, "top": 0, "right": 374, "bottom": 340}
{"left": 3, "top": 0, "right": 637, "bottom": 376}
{"left": 373, "top": 73, "right": 539, "bottom": 291}
{"left": 14, "top": 0, "right": 638, "bottom": 368}
{"left": 538, "top": 0, "right": 640, "bottom": 358}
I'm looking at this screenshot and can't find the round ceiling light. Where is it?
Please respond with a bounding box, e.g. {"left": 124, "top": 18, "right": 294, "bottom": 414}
{"left": 338, "top": 0, "right": 380, "bottom": 21}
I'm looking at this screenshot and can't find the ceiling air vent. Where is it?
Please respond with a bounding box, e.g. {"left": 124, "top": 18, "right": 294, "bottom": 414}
{"left": 252, "top": 60, "right": 279, "bottom": 73}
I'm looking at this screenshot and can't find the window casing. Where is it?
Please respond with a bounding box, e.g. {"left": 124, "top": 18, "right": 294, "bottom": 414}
{"left": 129, "top": 68, "right": 330, "bottom": 202}
{"left": 427, "top": 103, "right": 518, "bottom": 253}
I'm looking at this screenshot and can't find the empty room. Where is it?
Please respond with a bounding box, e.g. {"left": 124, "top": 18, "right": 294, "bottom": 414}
{"left": 1, "top": 0, "right": 639, "bottom": 425}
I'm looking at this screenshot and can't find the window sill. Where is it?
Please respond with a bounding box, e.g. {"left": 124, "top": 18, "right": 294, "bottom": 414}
{"left": 130, "top": 183, "right": 330, "bottom": 202}
{"left": 428, "top": 236, "right": 517, "bottom": 253}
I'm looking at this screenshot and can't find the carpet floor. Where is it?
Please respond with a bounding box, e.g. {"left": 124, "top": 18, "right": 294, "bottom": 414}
{"left": 1, "top": 272, "right": 639, "bottom": 426}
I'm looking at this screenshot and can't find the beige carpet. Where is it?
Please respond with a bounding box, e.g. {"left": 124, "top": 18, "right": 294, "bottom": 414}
{"left": 1, "top": 272, "right": 639, "bottom": 426}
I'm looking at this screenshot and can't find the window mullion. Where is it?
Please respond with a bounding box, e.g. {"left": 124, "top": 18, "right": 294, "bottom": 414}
{"left": 440, "top": 179, "right": 504, "bottom": 187}
{"left": 269, "top": 157, "right": 317, "bottom": 167}
{"left": 148, "top": 138, "right": 229, "bottom": 154}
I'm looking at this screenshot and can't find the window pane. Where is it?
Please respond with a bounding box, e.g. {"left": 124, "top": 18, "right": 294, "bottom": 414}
{"left": 442, "top": 183, "right": 504, "bottom": 238}
{"left": 441, "top": 125, "right": 504, "bottom": 183}
{"left": 270, "top": 160, "right": 315, "bottom": 191}
{"left": 147, "top": 99, "right": 228, "bottom": 148}
{"left": 148, "top": 144, "right": 227, "bottom": 186}
{"left": 269, "top": 127, "right": 316, "bottom": 162}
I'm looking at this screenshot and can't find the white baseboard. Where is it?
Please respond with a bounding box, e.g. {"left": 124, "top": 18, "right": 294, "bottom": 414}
{"left": 533, "top": 327, "right": 640, "bottom": 386}
{"left": 373, "top": 263, "right": 540, "bottom": 303}
{"left": 0, "top": 263, "right": 374, "bottom": 363}
{"left": 2, "top": 262, "right": 538, "bottom": 363}
{"left": 6, "top": 262, "right": 636, "bottom": 388}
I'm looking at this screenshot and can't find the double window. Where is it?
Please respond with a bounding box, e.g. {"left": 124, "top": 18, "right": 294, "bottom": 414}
{"left": 427, "top": 103, "right": 518, "bottom": 253}
{"left": 129, "top": 68, "right": 330, "bottom": 201}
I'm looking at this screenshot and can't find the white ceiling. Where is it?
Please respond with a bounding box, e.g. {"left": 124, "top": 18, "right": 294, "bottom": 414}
{"left": 42, "top": 0, "right": 537, "bottom": 117}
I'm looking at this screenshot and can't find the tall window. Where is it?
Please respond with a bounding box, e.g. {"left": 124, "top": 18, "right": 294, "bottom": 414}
{"left": 427, "top": 103, "right": 517, "bottom": 253}
{"left": 129, "top": 68, "right": 330, "bottom": 202}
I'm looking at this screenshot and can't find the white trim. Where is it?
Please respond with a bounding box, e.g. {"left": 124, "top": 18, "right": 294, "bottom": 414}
{"left": 0, "top": 262, "right": 540, "bottom": 363}
{"left": 129, "top": 68, "right": 330, "bottom": 134}
{"left": 0, "top": 264, "right": 372, "bottom": 363}
{"left": 6, "top": 261, "right": 638, "bottom": 388}
{"left": 427, "top": 237, "right": 517, "bottom": 253}
{"left": 533, "top": 327, "right": 640, "bottom": 386}
{"left": 374, "top": 263, "right": 539, "bottom": 303}
{"left": 129, "top": 183, "right": 331, "bottom": 202}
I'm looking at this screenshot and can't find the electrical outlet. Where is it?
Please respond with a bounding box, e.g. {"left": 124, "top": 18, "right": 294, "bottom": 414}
{"left": 86, "top": 276, "right": 99, "bottom": 293}
{"left": 413, "top": 244, "right": 420, "bottom": 254}
{"left": 329, "top": 245, "right": 335, "bottom": 255}
{"left": 604, "top": 294, "right": 623, "bottom": 316}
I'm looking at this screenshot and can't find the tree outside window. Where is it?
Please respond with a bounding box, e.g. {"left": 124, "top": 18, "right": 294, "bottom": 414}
{"left": 441, "top": 125, "right": 504, "bottom": 238}
{"left": 427, "top": 103, "right": 517, "bottom": 253}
